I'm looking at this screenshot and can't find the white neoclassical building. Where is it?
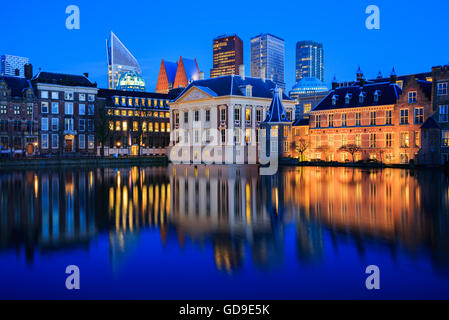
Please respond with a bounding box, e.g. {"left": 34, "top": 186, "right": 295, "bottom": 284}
{"left": 168, "top": 68, "right": 296, "bottom": 164}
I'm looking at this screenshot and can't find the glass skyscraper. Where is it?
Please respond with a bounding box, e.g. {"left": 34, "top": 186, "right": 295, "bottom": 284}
{"left": 250, "top": 33, "right": 285, "bottom": 90}
{"left": 106, "top": 31, "right": 142, "bottom": 90}
{"left": 0, "top": 54, "right": 29, "bottom": 78}
{"left": 210, "top": 34, "right": 243, "bottom": 78}
{"left": 295, "top": 41, "right": 324, "bottom": 82}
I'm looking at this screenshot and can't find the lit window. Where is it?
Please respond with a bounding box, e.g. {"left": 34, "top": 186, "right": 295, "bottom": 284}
{"left": 400, "top": 109, "right": 409, "bottom": 124}
{"left": 440, "top": 105, "right": 448, "bottom": 122}
{"left": 400, "top": 132, "right": 409, "bottom": 148}
{"left": 386, "top": 110, "right": 392, "bottom": 125}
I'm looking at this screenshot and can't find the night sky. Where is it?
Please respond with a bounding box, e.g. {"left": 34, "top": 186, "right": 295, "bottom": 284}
{"left": 1, "top": 0, "right": 448, "bottom": 91}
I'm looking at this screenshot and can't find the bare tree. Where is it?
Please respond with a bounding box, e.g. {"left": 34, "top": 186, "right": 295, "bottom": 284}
{"left": 291, "top": 138, "right": 309, "bottom": 162}
{"left": 339, "top": 144, "right": 361, "bottom": 163}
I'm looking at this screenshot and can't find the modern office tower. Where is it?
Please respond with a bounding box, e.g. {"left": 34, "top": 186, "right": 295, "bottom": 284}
{"left": 210, "top": 34, "right": 243, "bottom": 78}
{"left": 295, "top": 41, "right": 324, "bottom": 82}
{"left": 250, "top": 33, "right": 285, "bottom": 90}
{"left": 106, "top": 31, "right": 142, "bottom": 90}
{"left": 1, "top": 55, "right": 30, "bottom": 77}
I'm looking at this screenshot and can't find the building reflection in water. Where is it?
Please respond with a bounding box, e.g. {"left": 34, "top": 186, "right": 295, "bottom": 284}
{"left": 0, "top": 165, "right": 449, "bottom": 273}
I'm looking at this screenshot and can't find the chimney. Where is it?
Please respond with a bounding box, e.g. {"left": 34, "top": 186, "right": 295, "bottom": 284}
{"left": 239, "top": 64, "right": 245, "bottom": 80}
{"left": 24, "top": 63, "right": 33, "bottom": 80}
{"left": 260, "top": 67, "right": 266, "bottom": 82}
{"left": 83, "top": 72, "right": 89, "bottom": 78}
{"left": 199, "top": 72, "right": 204, "bottom": 80}
{"left": 332, "top": 75, "right": 338, "bottom": 90}
{"left": 390, "top": 67, "right": 397, "bottom": 84}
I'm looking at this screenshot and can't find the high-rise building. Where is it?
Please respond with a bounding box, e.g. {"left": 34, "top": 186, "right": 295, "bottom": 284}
{"left": 210, "top": 34, "right": 243, "bottom": 78}
{"left": 295, "top": 41, "right": 324, "bottom": 82}
{"left": 250, "top": 33, "right": 285, "bottom": 90}
{"left": 1, "top": 55, "right": 30, "bottom": 78}
{"left": 106, "top": 31, "right": 142, "bottom": 90}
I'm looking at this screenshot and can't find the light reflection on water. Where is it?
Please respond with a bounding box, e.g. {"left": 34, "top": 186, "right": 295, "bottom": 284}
{"left": 1, "top": 165, "right": 449, "bottom": 298}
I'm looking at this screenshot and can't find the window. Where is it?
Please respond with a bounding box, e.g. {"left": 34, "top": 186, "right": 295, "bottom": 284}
{"left": 65, "top": 118, "right": 74, "bottom": 131}
{"left": 440, "top": 105, "right": 448, "bottom": 122}
{"left": 13, "top": 120, "right": 21, "bottom": 131}
{"left": 51, "top": 118, "right": 58, "bottom": 131}
{"left": 88, "top": 94, "right": 95, "bottom": 102}
{"left": 205, "top": 110, "right": 210, "bottom": 122}
{"left": 245, "top": 85, "right": 252, "bottom": 97}
{"left": 88, "top": 135, "right": 94, "bottom": 149}
{"left": 161, "top": 122, "right": 166, "bottom": 132}
{"left": 109, "top": 121, "right": 114, "bottom": 131}
{"left": 370, "top": 111, "right": 376, "bottom": 125}
{"left": 79, "top": 104, "right": 85, "bottom": 115}
{"left": 386, "top": 133, "right": 392, "bottom": 147}
{"left": 79, "top": 94, "right": 86, "bottom": 101}
{"left": 79, "top": 134, "right": 85, "bottom": 149}
{"left": 414, "top": 108, "right": 424, "bottom": 124}
{"left": 51, "top": 134, "right": 58, "bottom": 149}
{"left": 13, "top": 106, "right": 20, "bottom": 115}
{"left": 220, "top": 109, "right": 226, "bottom": 122}
{"left": 386, "top": 110, "right": 392, "bottom": 125}
{"left": 148, "top": 122, "right": 153, "bottom": 132}
{"left": 442, "top": 131, "right": 449, "bottom": 147}
{"left": 133, "top": 121, "right": 138, "bottom": 131}
{"left": 400, "top": 109, "right": 409, "bottom": 124}
{"left": 355, "top": 134, "right": 361, "bottom": 147}
{"left": 341, "top": 113, "right": 347, "bottom": 127}
{"left": 342, "top": 134, "right": 348, "bottom": 146}
{"left": 328, "top": 135, "right": 334, "bottom": 146}
{"left": 221, "top": 129, "right": 226, "bottom": 144}
{"left": 184, "top": 112, "right": 188, "bottom": 124}
{"left": 88, "top": 119, "right": 93, "bottom": 132}
{"left": 51, "top": 92, "right": 59, "bottom": 100}
{"left": 369, "top": 133, "right": 376, "bottom": 148}
{"left": 88, "top": 104, "right": 94, "bottom": 115}
{"left": 400, "top": 132, "right": 409, "bottom": 148}
{"left": 234, "top": 108, "right": 240, "bottom": 121}
{"left": 41, "top": 91, "right": 48, "bottom": 99}
{"left": 345, "top": 93, "right": 352, "bottom": 104}
{"left": 51, "top": 102, "right": 59, "bottom": 114}
{"left": 355, "top": 112, "right": 361, "bottom": 126}
{"left": 284, "top": 141, "right": 289, "bottom": 152}
{"left": 304, "top": 103, "right": 312, "bottom": 114}
{"left": 316, "top": 115, "right": 321, "bottom": 128}
{"left": 65, "top": 103, "right": 73, "bottom": 115}
{"left": 374, "top": 90, "right": 381, "bottom": 102}
{"left": 245, "top": 108, "right": 251, "bottom": 122}
{"left": 438, "top": 83, "right": 448, "bottom": 96}
{"left": 332, "top": 95, "right": 338, "bottom": 106}
{"left": 0, "top": 105, "right": 6, "bottom": 114}
{"left": 41, "top": 102, "right": 49, "bottom": 113}
{"left": 79, "top": 119, "right": 85, "bottom": 132}
{"left": 415, "top": 131, "right": 420, "bottom": 147}
{"left": 122, "top": 121, "right": 128, "bottom": 131}
{"left": 41, "top": 134, "right": 49, "bottom": 149}
{"left": 256, "top": 109, "right": 262, "bottom": 122}
{"left": 194, "top": 130, "right": 199, "bottom": 144}
{"left": 408, "top": 91, "right": 417, "bottom": 104}
{"left": 41, "top": 118, "right": 48, "bottom": 131}
{"left": 359, "top": 92, "right": 366, "bottom": 104}
{"left": 167, "top": 122, "right": 170, "bottom": 132}
{"left": 0, "top": 120, "right": 8, "bottom": 131}
{"left": 328, "top": 114, "right": 334, "bottom": 127}
{"left": 64, "top": 91, "right": 74, "bottom": 101}
{"left": 194, "top": 110, "right": 199, "bottom": 122}
{"left": 155, "top": 122, "right": 159, "bottom": 132}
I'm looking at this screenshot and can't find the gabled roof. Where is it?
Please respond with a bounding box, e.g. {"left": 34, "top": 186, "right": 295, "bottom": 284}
{"left": 313, "top": 82, "right": 401, "bottom": 111}
{"left": 32, "top": 71, "right": 97, "bottom": 88}
{"left": 0, "top": 76, "right": 34, "bottom": 97}
{"left": 262, "top": 87, "right": 290, "bottom": 123}
{"left": 292, "top": 117, "right": 310, "bottom": 127}
{"left": 173, "top": 75, "right": 292, "bottom": 102}
{"left": 421, "top": 116, "right": 440, "bottom": 129}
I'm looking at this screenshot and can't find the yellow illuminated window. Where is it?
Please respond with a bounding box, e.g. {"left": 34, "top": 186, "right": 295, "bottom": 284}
{"left": 115, "top": 121, "right": 121, "bottom": 131}
{"left": 245, "top": 109, "right": 251, "bottom": 121}
{"left": 148, "top": 122, "right": 153, "bottom": 132}
{"left": 167, "top": 122, "right": 170, "bottom": 132}
{"left": 165, "top": 112, "right": 170, "bottom": 118}
{"left": 109, "top": 121, "right": 114, "bottom": 131}
{"left": 155, "top": 122, "right": 159, "bottom": 132}
{"left": 148, "top": 111, "right": 152, "bottom": 117}
{"left": 160, "top": 100, "right": 164, "bottom": 107}
{"left": 128, "top": 98, "right": 133, "bottom": 106}
{"left": 114, "top": 97, "right": 119, "bottom": 105}
{"left": 154, "top": 112, "right": 159, "bottom": 118}
{"left": 161, "top": 122, "right": 165, "bottom": 132}
{"left": 142, "top": 122, "right": 147, "bottom": 131}
{"left": 114, "top": 109, "right": 120, "bottom": 116}
{"left": 133, "top": 121, "right": 138, "bottom": 131}
{"left": 122, "top": 121, "right": 128, "bottom": 131}
{"left": 141, "top": 99, "right": 146, "bottom": 106}
{"left": 135, "top": 98, "right": 139, "bottom": 106}
{"left": 134, "top": 111, "right": 139, "bottom": 116}
{"left": 121, "top": 97, "right": 126, "bottom": 105}
{"left": 121, "top": 110, "right": 127, "bottom": 116}
{"left": 128, "top": 110, "right": 133, "bottom": 116}
{"left": 107, "top": 109, "right": 113, "bottom": 115}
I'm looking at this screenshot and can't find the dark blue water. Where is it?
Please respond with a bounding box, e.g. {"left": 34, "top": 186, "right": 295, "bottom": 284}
{"left": 1, "top": 165, "right": 449, "bottom": 299}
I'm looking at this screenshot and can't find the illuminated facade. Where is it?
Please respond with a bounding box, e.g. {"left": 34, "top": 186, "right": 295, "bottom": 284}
{"left": 250, "top": 33, "right": 285, "bottom": 90}
{"left": 168, "top": 71, "right": 295, "bottom": 164}
{"left": 97, "top": 89, "right": 178, "bottom": 156}
{"left": 431, "top": 65, "right": 449, "bottom": 164}
{"left": 295, "top": 41, "right": 324, "bottom": 82}
{"left": 106, "top": 31, "right": 142, "bottom": 90}
{"left": 210, "top": 34, "right": 243, "bottom": 78}
{"left": 116, "top": 71, "right": 146, "bottom": 92}
{"left": 289, "top": 77, "right": 329, "bottom": 119}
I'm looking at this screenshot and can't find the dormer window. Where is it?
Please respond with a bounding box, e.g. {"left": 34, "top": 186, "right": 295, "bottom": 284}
{"left": 345, "top": 93, "right": 352, "bottom": 104}
{"left": 359, "top": 92, "right": 366, "bottom": 104}
{"left": 332, "top": 95, "right": 338, "bottom": 106}
{"left": 374, "top": 90, "right": 381, "bottom": 102}
{"left": 245, "top": 85, "right": 253, "bottom": 97}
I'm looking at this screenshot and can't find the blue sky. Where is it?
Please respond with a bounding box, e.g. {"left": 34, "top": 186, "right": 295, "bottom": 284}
{"left": 1, "top": 0, "right": 448, "bottom": 91}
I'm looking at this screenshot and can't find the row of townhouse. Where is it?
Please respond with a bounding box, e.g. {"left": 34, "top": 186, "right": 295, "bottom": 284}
{"left": 0, "top": 71, "right": 176, "bottom": 158}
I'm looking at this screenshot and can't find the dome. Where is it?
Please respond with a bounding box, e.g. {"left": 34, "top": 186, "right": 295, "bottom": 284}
{"left": 289, "top": 77, "right": 328, "bottom": 97}
{"left": 116, "top": 71, "right": 146, "bottom": 92}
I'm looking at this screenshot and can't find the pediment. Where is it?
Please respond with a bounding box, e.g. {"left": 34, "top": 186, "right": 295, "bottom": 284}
{"left": 177, "top": 86, "right": 215, "bottom": 102}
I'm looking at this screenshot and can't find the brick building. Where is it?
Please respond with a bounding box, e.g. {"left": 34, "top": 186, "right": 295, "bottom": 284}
{"left": 96, "top": 89, "right": 178, "bottom": 156}
{"left": 31, "top": 72, "right": 98, "bottom": 156}
{"left": 287, "top": 72, "right": 436, "bottom": 164}
{"left": 0, "top": 76, "right": 38, "bottom": 158}
{"left": 431, "top": 65, "right": 449, "bottom": 164}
